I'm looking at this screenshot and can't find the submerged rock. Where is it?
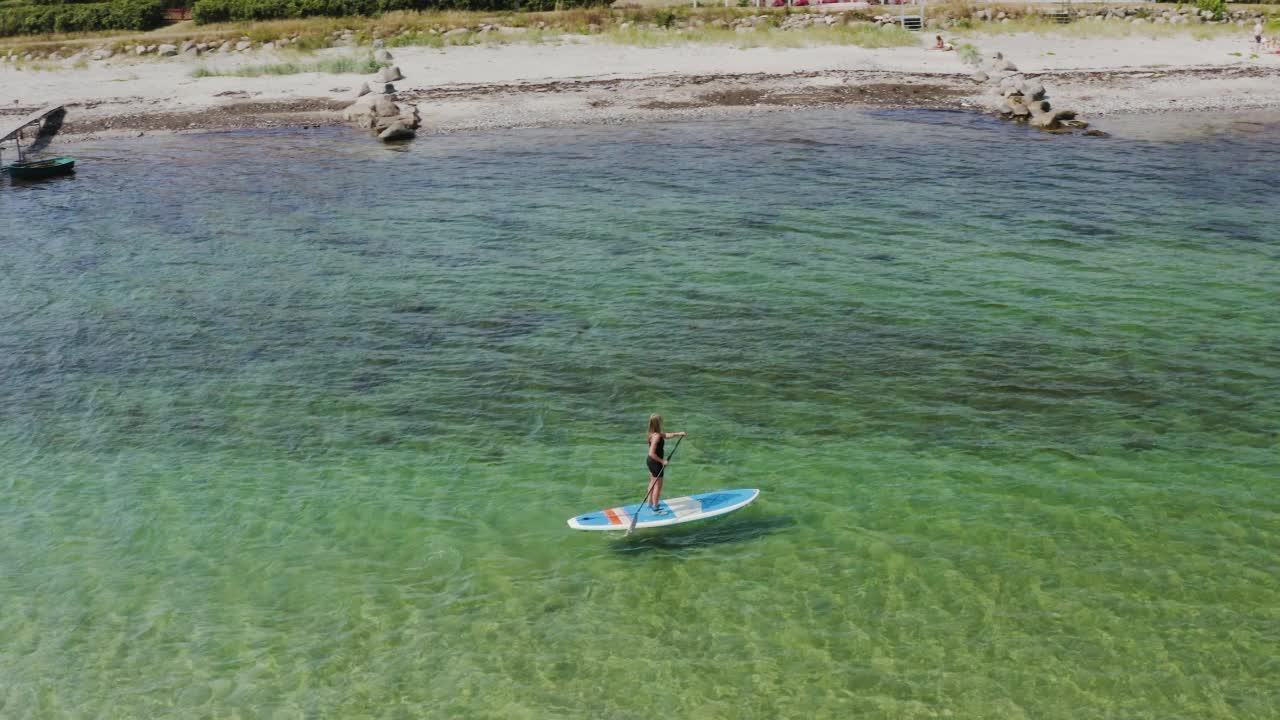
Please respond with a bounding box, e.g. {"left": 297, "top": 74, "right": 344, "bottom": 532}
{"left": 378, "top": 122, "right": 415, "bottom": 142}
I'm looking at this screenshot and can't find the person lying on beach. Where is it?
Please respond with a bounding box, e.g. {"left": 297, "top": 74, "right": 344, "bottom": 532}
{"left": 932, "top": 35, "right": 954, "bottom": 51}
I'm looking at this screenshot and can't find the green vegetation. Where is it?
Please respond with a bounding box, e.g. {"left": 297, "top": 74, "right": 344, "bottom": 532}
{"left": 605, "top": 23, "right": 918, "bottom": 50}
{"left": 191, "top": 0, "right": 603, "bottom": 25}
{"left": 954, "top": 15, "right": 1239, "bottom": 40}
{"left": 1195, "top": 0, "right": 1226, "bottom": 22}
{"left": 0, "top": 0, "right": 162, "bottom": 35}
{"left": 382, "top": 25, "right": 560, "bottom": 47}
{"left": 191, "top": 52, "right": 384, "bottom": 75}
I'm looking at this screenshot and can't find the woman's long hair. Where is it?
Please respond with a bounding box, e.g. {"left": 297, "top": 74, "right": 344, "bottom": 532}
{"left": 647, "top": 414, "right": 663, "bottom": 438}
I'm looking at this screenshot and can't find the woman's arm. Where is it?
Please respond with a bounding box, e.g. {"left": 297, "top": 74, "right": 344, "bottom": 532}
{"left": 663, "top": 432, "right": 687, "bottom": 439}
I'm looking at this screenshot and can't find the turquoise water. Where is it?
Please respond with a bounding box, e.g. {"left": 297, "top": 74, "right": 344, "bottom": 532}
{"left": 1, "top": 110, "right": 1277, "bottom": 719}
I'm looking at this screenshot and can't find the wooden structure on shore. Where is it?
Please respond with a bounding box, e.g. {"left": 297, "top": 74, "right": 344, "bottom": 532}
{"left": 0, "top": 105, "right": 66, "bottom": 165}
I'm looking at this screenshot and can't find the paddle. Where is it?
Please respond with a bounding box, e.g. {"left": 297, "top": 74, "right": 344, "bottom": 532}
{"left": 627, "top": 435, "right": 682, "bottom": 536}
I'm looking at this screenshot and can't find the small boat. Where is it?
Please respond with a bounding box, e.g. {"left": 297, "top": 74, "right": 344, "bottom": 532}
{"left": 2, "top": 106, "right": 74, "bottom": 182}
{"left": 5, "top": 156, "right": 75, "bottom": 179}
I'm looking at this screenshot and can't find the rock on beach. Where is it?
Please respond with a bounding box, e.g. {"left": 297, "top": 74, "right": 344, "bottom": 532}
{"left": 342, "top": 65, "right": 421, "bottom": 142}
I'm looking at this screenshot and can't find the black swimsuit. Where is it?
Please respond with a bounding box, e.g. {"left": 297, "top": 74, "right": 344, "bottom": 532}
{"left": 646, "top": 434, "right": 665, "bottom": 476}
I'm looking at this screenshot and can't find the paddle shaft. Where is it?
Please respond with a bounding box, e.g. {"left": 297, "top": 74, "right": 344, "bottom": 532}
{"left": 628, "top": 435, "right": 682, "bottom": 535}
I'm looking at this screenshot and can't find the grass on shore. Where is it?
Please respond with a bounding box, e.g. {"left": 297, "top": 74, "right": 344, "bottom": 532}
{"left": 380, "top": 27, "right": 563, "bottom": 49}
{"left": 191, "top": 53, "right": 384, "bottom": 77}
{"left": 952, "top": 16, "right": 1247, "bottom": 40}
{"left": 605, "top": 23, "right": 918, "bottom": 50}
{"left": 2, "top": 5, "right": 1275, "bottom": 58}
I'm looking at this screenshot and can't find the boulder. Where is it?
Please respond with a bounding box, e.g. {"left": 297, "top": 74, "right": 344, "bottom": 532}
{"left": 395, "top": 102, "right": 420, "bottom": 126}
{"left": 998, "top": 74, "right": 1025, "bottom": 95}
{"left": 374, "top": 65, "right": 404, "bottom": 83}
{"left": 180, "top": 40, "right": 195, "bottom": 53}
{"left": 992, "top": 58, "right": 1018, "bottom": 72}
{"left": 378, "top": 123, "right": 415, "bottom": 142}
{"left": 1029, "top": 112, "right": 1061, "bottom": 130}
{"left": 1025, "top": 99, "right": 1051, "bottom": 114}
{"left": 373, "top": 94, "right": 399, "bottom": 117}
{"left": 343, "top": 96, "right": 379, "bottom": 129}
{"left": 135, "top": 44, "right": 147, "bottom": 55}
{"left": 1019, "top": 80, "right": 1046, "bottom": 101}
{"left": 218, "top": 41, "right": 233, "bottom": 53}
{"left": 157, "top": 44, "right": 178, "bottom": 57}
{"left": 1029, "top": 108, "right": 1075, "bottom": 130}
{"left": 235, "top": 41, "right": 252, "bottom": 52}
{"left": 1004, "top": 96, "right": 1030, "bottom": 117}
{"left": 373, "top": 48, "right": 394, "bottom": 64}
{"left": 970, "top": 70, "right": 989, "bottom": 83}
{"left": 353, "top": 82, "right": 371, "bottom": 99}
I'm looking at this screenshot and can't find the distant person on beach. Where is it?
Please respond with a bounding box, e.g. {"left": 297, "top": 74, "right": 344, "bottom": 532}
{"left": 1254, "top": 21, "right": 1263, "bottom": 44}
{"left": 645, "top": 414, "right": 686, "bottom": 514}
{"left": 933, "top": 35, "right": 954, "bottom": 51}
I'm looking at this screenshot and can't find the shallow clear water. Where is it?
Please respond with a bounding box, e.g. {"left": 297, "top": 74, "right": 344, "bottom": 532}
{"left": 1, "top": 110, "right": 1277, "bottom": 719}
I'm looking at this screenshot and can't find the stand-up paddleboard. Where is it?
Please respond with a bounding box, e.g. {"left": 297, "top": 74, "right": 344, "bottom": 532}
{"left": 567, "top": 488, "right": 759, "bottom": 531}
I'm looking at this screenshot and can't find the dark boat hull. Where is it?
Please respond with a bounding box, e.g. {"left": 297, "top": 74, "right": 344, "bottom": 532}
{"left": 5, "top": 157, "right": 75, "bottom": 179}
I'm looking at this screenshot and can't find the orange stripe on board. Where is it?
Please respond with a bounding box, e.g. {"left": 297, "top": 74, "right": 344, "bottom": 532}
{"left": 603, "top": 508, "right": 623, "bottom": 525}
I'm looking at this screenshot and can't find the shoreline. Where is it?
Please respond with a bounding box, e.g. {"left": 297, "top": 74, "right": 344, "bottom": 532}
{"left": 4, "top": 30, "right": 1280, "bottom": 139}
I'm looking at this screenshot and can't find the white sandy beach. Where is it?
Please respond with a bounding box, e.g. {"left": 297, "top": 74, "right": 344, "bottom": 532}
{"left": 3, "top": 28, "right": 1280, "bottom": 135}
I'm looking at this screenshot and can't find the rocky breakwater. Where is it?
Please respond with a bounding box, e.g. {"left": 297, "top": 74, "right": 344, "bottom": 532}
{"left": 971, "top": 51, "right": 1098, "bottom": 136}
{"left": 341, "top": 49, "right": 421, "bottom": 142}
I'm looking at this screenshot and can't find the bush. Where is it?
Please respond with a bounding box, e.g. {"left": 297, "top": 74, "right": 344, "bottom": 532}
{"left": 1195, "top": 0, "right": 1225, "bottom": 21}
{"left": 192, "top": 0, "right": 603, "bottom": 24}
{"left": 0, "top": 0, "right": 162, "bottom": 34}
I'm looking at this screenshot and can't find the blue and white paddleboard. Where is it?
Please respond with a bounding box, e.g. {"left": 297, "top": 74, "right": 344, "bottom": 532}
{"left": 567, "top": 488, "right": 759, "bottom": 531}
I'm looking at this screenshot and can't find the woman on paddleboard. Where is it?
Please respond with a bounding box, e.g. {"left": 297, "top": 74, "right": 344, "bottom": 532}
{"left": 646, "top": 414, "right": 686, "bottom": 514}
